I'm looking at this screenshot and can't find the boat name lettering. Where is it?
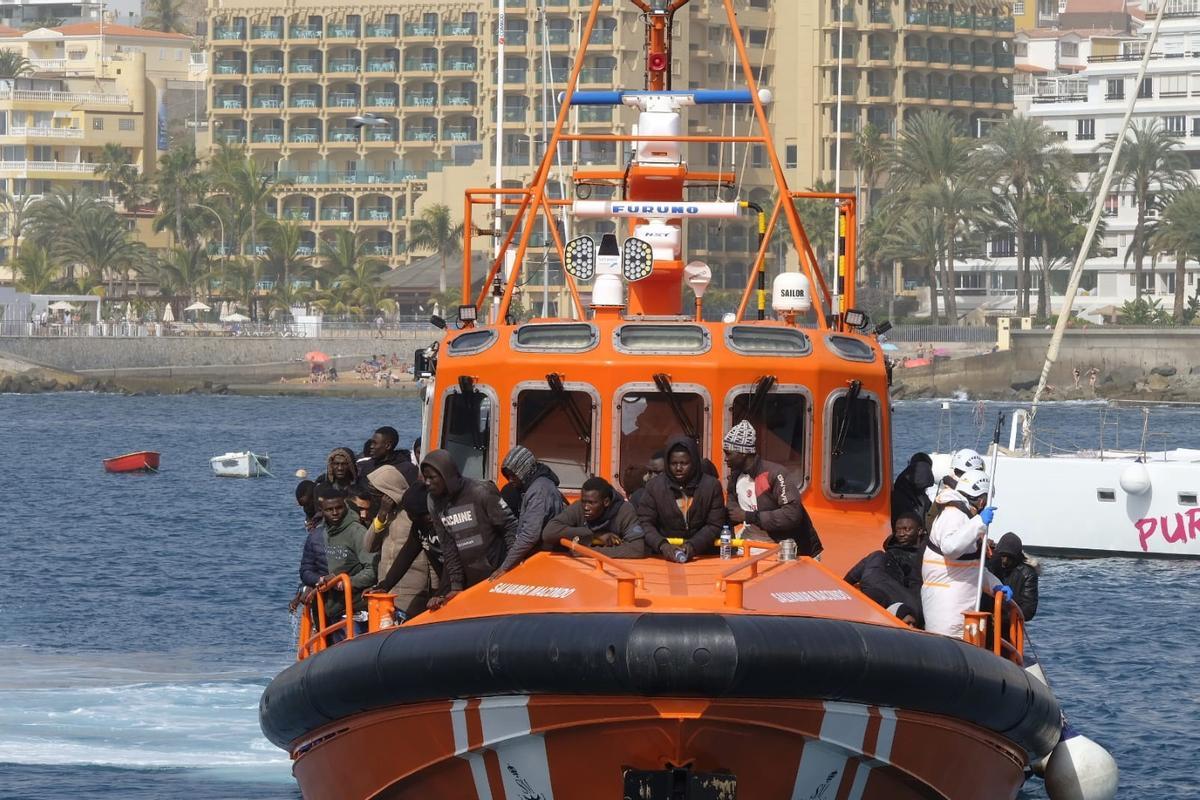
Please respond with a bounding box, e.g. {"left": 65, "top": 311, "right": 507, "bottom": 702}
{"left": 490, "top": 582, "right": 576, "bottom": 599}
{"left": 1134, "top": 508, "right": 1200, "bottom": 551}
{"left": 770, "top": 589, "right": 852, "bottom": 603}
{"left": 611, "top": 203, "right": 699, "bottom": 215}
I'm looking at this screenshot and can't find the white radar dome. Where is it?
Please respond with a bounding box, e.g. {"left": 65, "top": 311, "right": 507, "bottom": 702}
{"left": 772, "top": 272, "right": 812, "bottom": 313}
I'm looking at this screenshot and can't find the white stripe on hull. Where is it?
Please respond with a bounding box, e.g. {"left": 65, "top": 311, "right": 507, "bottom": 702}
{"left": 790, "top": 701, "right": 870, "bottom": 799}
{"left": 451, "top": 699, "right": 494, "bottom": 800}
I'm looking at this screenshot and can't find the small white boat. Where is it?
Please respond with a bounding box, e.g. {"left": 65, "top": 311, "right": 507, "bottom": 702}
{"left": 210, "top": 451, "right": 272, "bottom": 478}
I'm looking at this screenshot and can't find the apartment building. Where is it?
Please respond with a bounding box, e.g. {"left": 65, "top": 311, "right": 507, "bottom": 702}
{"left": 960, "top": 0, "right": 1200, "bottom": 311}
{"left": 0, "top": 0, "right": 142, "bottom": 28}
{"left": 772, "top": 0, "right": 1017, "bottom": 192}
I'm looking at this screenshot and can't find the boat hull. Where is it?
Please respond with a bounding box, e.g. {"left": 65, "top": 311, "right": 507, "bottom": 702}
{"left": 102, "top": 451, "right": 159, "bottom": 473}
{"left": 933, "top": 452, "right": 1200, "bottom": 557}
{"left": 290, "top": 695, "right": 1027, "bottom": 800}
{"left": 210, "top": 452, "right": 270, "bottom": 478}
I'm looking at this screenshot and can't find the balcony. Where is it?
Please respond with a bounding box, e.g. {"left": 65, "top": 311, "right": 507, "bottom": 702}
{"left": 251, "top": 60, "right": 283, "bottom": 74}
{"left": 905, "top": 46, "right": 928, "bottom": 62}
{"left": 995, "top": 88, "right": 1014, "bottom": 103}
{"left": 545, "top": 30, "right": 571, "bottom": 46}
{"left": 578, "top": 106, "right": 612, "bottom": 122}
{"left": 214, "top": 61, "right": 245, "bottom": 75}
{"left": 507, "top": 31, "right": 528, "bottom": 46}
{"left": 252, "top": 96, "right": 284, "bottom": 109}
{"left": 0, "top": 88, "right": 130, "bottom": 105}
{"left": 365, "top": 24, "right": 398, "bottom": 37}
{"left": 951, "top": 86, "right": 973, "bottom": 102}
{"left": 289, "top": 129, "right": 321, "bottom": 143}
{"left": 289, "top": 25, "right": 322, "bottom": 39}
{"left": 869, "top": 9, "right": 891, "bottom": 24}
{"left": 591, "top": 29, "right": 614, "bottom": 44}
{"left": 329, "top": 127, "right": 360, "bottom": 142}
{"left": 503, "top": 106, "right": 527, "bottom": 122}
{"left": 868, "top": 82, "right": 892, "bottom": 97}
{"left": 443, "top": 126, "right": 475, "bottom": 141}
{"left": 5, "top": 125, "right": 84, "bottom": 139}
{"left": 927, "top": 48, "right": 949, "bottom": 63}
{"left": 290, "top": 59, "right": 320, "bottom": 74}
{"left": 366, "top": 93, "right": 398, "bottom": 107}
{"left": 952, "top": 13, "right": 974, "bottom": 29}
{"left": 329, "top": 58, "right": 359, "bottom": 73}
{"left": 213, "top": 26, "right": 245, "bottom": 40}
{"left": 281, "top": 208, "right": 313, "bottom": 221}
{"left": 995, "top": 53, "right": 1014, "bottom": 68}
{"left": 973, "top": 87, "right": 993, "bottom": 102}
{"left": 950, "top": 50, "right": 972, "bottom": 66}
{"left": 366, "top": 128, "right": 396, "bottom": 142}
{"left": 929, "top": 11, "right": 950, "bottom": 26}
{"left": 290, "top": 94, "right": 321, "bottom": 108}
{"left": 368, "top": 244, "right": 392, "bottom": 256}
{"left": 328, "top": 92, "right": 360, "bottom": 108}
{"left": 930, "top": 85, "right": 949, "bottom": 100}
{"left": 215, "top": 94, "right": 245, "bottom": 109}
{"left": 996, "top": 18, "right": 1014, "bottom": 32}
{"left": 0, "top": 160, "right": 99, "bottom": 175}
{"left": 579, "top": 67, "right": 614, "bottom": 84}
{"left": 365, "top": 59, "right": 397, "bottom": 73}
{"left": 328, "top": 25, "right": 360, "bottom": 39}
{"left": 404, "top": 59, "right": 438, "bottom": 72}
{"left": 252, "top": 130, "right": 284, "bottom": 143}
{"left": 906, "top": 10, "right": 928, "bottom": 24}
{"left": 868, "top": 45, "right": 891, "bottom": 60}
{"left": 446, "top": 23, "right": 477, "bottom": 36}
{"left": 444, "top": 91, "right": 474, "bottom": 106}
{"left": 28, "top": 58, "right": 66, "bottom": 71}
{"left": 444, "top": 59, "right": 477, "bottom": 72}
{"left": 216, "top": 132, "right": 247, "bottom": 144}
{"left": 251, "top": 26, "right": 282, "bottom": 40}
{"left": 320, "top": 207, "right": 354, "bottom": 221}
{"left": 278, "top": 168, "right": 434, "bottom": 185}
{"left": 360, "top": 208, "right": 391, "bottom": 221}
{"left": 503, "top": 67, "right": 525, "bottom": 83}
{"left": 404, "top": 24, "right": 437, "bottom": 36}
{"left": 973, "top": 53, "right": 994, "bottom": 67}
{"left": 405, "top": 93, "right": 437, "bottom": 107}
{"left": 404, "top": 129, "right": 438, "bottom": 142}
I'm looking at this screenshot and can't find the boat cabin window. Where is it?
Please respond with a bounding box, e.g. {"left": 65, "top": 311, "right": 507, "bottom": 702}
{"left": 614, "top": 324, "right": 710, "bottom": 354}
{"left": 512, "top": 323, "right": 598, "bottom": 352}
{"left": 827, "top": 389, "right": 881, "bottom": 496}
{"left": 729, "top": 390, "right": 808, "bottom": 486}
{"left": 515, "top": 387, "right": 595, "bottom": 489}
{"left": 446, "top": 328, "right": 498, "bottom": 356}
{"left": 441, "top": 388, "right": 493, "bottom": 480}
{"left": 725, "top": 325, "right": 811, "bottom": 356}
{"left": 617, "top": 390, "right": 706, "bottom": 482}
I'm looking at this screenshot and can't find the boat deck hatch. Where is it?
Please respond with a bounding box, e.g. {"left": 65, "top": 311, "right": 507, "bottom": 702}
{"left": 446, "top": 329, "right": 498, "bottom": 356}
{"left": 825, "top": 334, "right": 875, "bottom": 362}
{"left": 614, "top": 323, "right": 711, "bottom": 354}
{"left": 512, "top": 322, "right": 598, "bottom": 352}
{"left": 725, "top": 325, "right": 811, "bottom": 356}
{"left": 622, "top": 768, "right": 735, "bottom": 800}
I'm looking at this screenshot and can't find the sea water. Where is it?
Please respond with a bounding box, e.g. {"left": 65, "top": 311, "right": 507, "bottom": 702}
{"left": 0, "top": 394, "right": 1195, "bottom": 799}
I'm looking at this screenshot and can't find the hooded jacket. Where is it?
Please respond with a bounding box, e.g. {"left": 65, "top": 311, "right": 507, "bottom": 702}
{"left": 364, "top": 465, "right": 435, "bottom": 616}
{"left": 892, "top": 454, "right": 934, "bottom": 523}
{"left": 422, "top": 449, "right": 518, "bottom": 591}
{"left": 725, "top": 456, "right": 823, "bottom": 557}
{"left": 542, "top": 494, "right": 647, "bottom": 559}
{"left": 921, "top": 486, "right": 999, "bottom": 637}
{"left": 844, "top": 533, "right": 924, "bottom": 624}
{"left": 321, "top": 506, "right": 376, "bottom": 618}
{"left": 298, "top": 523, "right": 327, "bottom": 588}
{"left": 499, "top": 463, "right": 566, "bottom": 572}
{"left": 636, "top": 435, "right": 727, "bottom": 556}
{"left": 314, "top": 447, "right": 359, "bottom": 494}
{"left": 372, "top": 447, "right": 420, "bottom": 486}
{"left": 988, "top": 532, "right": 1040, "bottom": 621}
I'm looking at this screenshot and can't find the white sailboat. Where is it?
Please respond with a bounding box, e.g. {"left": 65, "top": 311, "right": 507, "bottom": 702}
{"left": 210, "top": 451, "right": 272, "bottom": 478}
{"left": 929, "top": 1, "right": 1200, "bottom": 558}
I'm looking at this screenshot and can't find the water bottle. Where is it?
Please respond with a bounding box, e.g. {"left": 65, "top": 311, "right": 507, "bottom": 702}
{"left": 720, "top": 524, "right": 733, "bottom": 560}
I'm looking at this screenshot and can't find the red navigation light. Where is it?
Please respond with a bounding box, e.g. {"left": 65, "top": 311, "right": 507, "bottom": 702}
{"left": 648, "top": 52, "right": 668, "bottom": 72}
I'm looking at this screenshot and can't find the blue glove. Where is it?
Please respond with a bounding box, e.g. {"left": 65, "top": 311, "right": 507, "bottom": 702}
{"left": 993, "top": 584, "right": 1013, "bottom": 603}
{"left": 979, "top": 506, "right": 997, "bottom": 525}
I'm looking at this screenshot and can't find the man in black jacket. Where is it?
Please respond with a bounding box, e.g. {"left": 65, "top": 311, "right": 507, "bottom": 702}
{"left": 892, "top": 452, "right": 934, "bottom": 524}
{"left": 368, "top": 425, "right": 420, "bottom": 485}
{"left": 844, "top": 512, "right": 925, "bottom": 624}
{"left": 722, "top": 420, "right": 823, "bottom": 558}
{"left": 421, "top": 449, "right": 518, "bottom": 609}
{"left": 637, "top": 435, "right": 726, "bottom": 563}
{"left": 543, "top": 477, "right": 646, "bottom": 558}
{"left": 989, "top": 532, "right": 1039, "bottom": 621}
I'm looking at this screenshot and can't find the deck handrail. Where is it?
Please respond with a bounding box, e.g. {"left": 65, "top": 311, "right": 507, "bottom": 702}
{"left": 558, "top": 538, "right": 644, "bottom": 606}
{"left": 297, "top": 572, "right": 354, "bottom": 660}
{"left": 962, "top": 595, "right": 1026, "bottom": 665}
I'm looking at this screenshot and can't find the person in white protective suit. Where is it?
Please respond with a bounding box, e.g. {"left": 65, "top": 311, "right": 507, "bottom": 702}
{"left": 921, "top": 469, "right": 1010, "bottom": 638}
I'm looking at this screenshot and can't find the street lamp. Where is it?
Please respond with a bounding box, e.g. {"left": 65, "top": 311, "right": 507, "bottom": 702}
{"left": 193, "top": 203, "right": 226, "bottom": 258}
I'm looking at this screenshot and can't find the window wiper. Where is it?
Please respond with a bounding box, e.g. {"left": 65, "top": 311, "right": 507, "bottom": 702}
{"left": 458, "top": 375, "right": 486, "bottom": 453}
{"left": 653, "top": 373, "right": 700, "bottom": 443}
{"left": 546, "top": 373, "right": 591, "bottom": 446}
{"left": 832, "top": 379, "right": 862, "bottom": 457}
{"left": 745, "top": 374, "right": 777, "bottom": 421}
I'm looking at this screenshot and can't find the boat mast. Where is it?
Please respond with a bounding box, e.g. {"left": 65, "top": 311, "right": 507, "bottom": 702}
{"left": 831, "top": 0, "right": 845, "bottom": 321}
{"left": 493, "top": 0, "right": 507, "bottom": 315}
{"left": 1025, "top": 0, "right": 1169, "bottom": 447}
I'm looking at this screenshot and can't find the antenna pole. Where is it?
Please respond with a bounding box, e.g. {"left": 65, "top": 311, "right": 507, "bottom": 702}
{"left": 830, "top": 1, "right": 845, "bottom": 326}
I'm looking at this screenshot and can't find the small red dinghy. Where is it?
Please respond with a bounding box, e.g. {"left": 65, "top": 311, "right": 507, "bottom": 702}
{"left": 103, "top": 451, "right": 160, "bottom": 473}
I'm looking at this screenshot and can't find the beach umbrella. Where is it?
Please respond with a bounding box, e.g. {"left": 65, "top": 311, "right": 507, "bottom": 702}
{"left": 124, "top": 301, "right": 132, "bottom": 321}
{"left": 162, "top": 304, "right": 175, "bottom": 323}
{"left": 47, "top": 300, "right": 76, "bottom": 311}
{"left": 881, "top": 342, "right": 900, "bottom": 352}
{"left": 304, "top": 351, "right": 331, "bottom": 364}
{"left": 223, "top": 312, "right": 251, "bottom": 323}
{"left": 184, "top": 301, "right": 212, "bottom": 312}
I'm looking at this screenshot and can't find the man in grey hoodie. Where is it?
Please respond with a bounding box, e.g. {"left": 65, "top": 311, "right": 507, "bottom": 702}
{"left": 421, "top": 449, "right": 518, "bottom": 609}
{"left": 495, "top": 445, "right": 566, "bottom": 575}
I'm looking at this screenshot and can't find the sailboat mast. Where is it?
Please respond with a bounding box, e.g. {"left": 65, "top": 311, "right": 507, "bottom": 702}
{"left": 1026, "top": 0, "right": 1169, "bottom": 443}
{"left": 494, "top": 0, "right": 507, "bottom": 263}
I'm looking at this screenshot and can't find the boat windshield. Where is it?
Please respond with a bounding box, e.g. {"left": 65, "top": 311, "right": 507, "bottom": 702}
{"left": 618, "top": 390, "right": 705, "bottom": 481}
{"left": 828, "top": 392, "right": 880, "bottom": 496}
{"left": 441, "top": 389, "right": 492, "bottom": 480}
{"left": 729, "top": 389, "right": 807, "bottom": 487}
{"left": 515, "top": 388, "right": 594, "bottom": 489}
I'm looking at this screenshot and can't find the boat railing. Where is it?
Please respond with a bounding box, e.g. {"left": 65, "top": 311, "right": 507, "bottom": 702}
{"left": 558, "top": 538, "right": 645, "bottom": 606}
{"left": 716, "top": 540, "right": 781, "bottom": 609}
{"left": 296, "top": 572, "right": 355, "bottom": 660}
{"left": 962, "top": 596, "right": 1026, "bottom": 666}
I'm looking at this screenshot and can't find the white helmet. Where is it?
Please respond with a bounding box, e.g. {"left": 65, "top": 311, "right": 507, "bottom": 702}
{"left": 951, "top": 448, "right": 985, "bottom": 475}
{"left": 957, "top": 469, "right": 991, "bottom": 499}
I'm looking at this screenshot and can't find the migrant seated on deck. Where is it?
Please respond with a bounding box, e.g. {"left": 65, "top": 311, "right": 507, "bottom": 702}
{"left": 421, "top": 449, "right": 518, "bottom": 610}
{"left": 844, "top": 511, "right": 925, "bottom": 625}
{"left": 722, "top": 420, "right": 823, "bottom": 557}
{"left": 543, "top": 477, "right": 647, "bottom": 558}
{"left": 636, "top": 435, "right": 726, "bottom": 563}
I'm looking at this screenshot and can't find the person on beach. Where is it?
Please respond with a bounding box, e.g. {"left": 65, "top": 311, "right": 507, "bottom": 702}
{"left": 421, "top": 449, "right": 518, "bottom": 609}
{"left": 493, "top": 446, "right": 566, "bottom": 576}
{"left": 844, "top": 512, "right": 925, "bottom": 625}
{"left": 314, "top": 447, "right": 359, "bottom": 494}
{"left": 722, "top": 420, "right": 822, "bottom": 557}
{"left": 314, "top": 487, "right": 377, "bottom": 639}
{"left": 372, "top": 482, "right": 441, "bottom": 620}
{"left": 921, "top": 469, "right": 1007, "bottom": 638}
{"left": 543, "top": 477, "right": 647, "bottom": 558}
{"left": 637, "top": 435, "right": 726, "bottom": 563}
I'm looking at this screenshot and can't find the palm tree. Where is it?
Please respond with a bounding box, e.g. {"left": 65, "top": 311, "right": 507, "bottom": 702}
{"left": 259, "top": 220, "right": 311, "bottom": 292}
{"left": 1026, "top": 175, "right": 1103, "bottom": 319}
{"left": 851, "top": 122, "right": 889, "bottom": 222}
{"left": 328, "top": 233, "right": 391, "bottom": 314}
{"left": 0, "top": 51, "right": 32, "bottom": 79}
{"left": 154, "top": 245, "right": 211, "bottom": 309}
{"left": 26, "top": 187, "right": 99, "bottom": 283}
{"left": 141, "top": 0, "right": 190, "bottom": 34}
{"left": 319, "top": 229, "right": 374, "bottom": 283}
{"left": 873, "top": 195, "right": 947, "bottom": 322}
{"left": 886, "top": 111, "right": 980, "bottom": 321}
{"left": 12, "top": 242, "right": 57, "bottom": 293}
{"left": 1095, "top": 120, "right": 1194, "bottom": 299}
{"left": 792, "top": 179, "right": 837, "bottom": 263}
{"left": 55, "top": 205, "right": 147, "bottom": 298}
{"left": 974, "top": 116, "right": 1070, "bottom": 315}
{"left": 1151, "top": 188, "right": 1200, "bottom": 320}
{"left": 210, "top": 146, "right": 275, "bottom": 256}
{"left": 0, "top": 191, "right": 35, "bottom": 262}
{"left": 154, "top": 143, "right": 204, "bottom": 246}
{"left": 408, "top": 203, "right": 464, "bottom": 292}
{"left": 95, "top": 143, "right": 146, "bottom": 210}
